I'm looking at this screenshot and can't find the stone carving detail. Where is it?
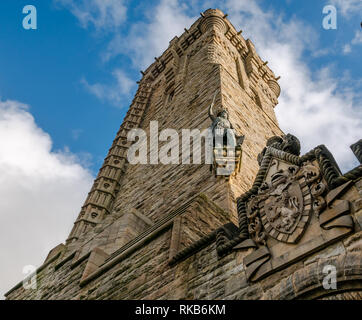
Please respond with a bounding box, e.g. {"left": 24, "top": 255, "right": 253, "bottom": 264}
{"left": 264, "top": 175, "right": 302, "bottom": 233}
{"left": 257, "top": 134, "right": 300, "bottom": 165}
{"left": 208, "top": 92, "right": 244, "bottom": 148}
{"left": 267, "top": 79, "right": 281, "bottom": 98}
{"left": 296, "top": 161, "right": 320, "bottom": 184}
{"left": 217, "top": 134, "right": 359, "bottom": 283}
{"left": 318, "top": 181, "right": 354, "bottom": 230}
{"left": 215, "top": 223, "right": 240, "bottom": 254}
{"left": 246, "top": 161, "right": 315, "bottom": 244}
{"left": 248, "top": 215, "right": 266, "bottom": 245}
{"left": 208, "top": 92, "right": 244, "bottom": 177}
{"left": 311, "top": 181, "right": 327, "bottom": 216}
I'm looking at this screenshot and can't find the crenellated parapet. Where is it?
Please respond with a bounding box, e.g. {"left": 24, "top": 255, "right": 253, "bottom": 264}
{"left": 137, "top": 8, "right": 280, "bottom": 116}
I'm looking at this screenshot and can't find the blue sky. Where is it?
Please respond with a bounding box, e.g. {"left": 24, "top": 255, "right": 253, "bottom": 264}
{"left": 0, "top": 0, "right": 361, "bottom": 173}
{"left": 0, "top": 0, "right": 361, "bottom": 297}
{"left": 0, "top": 0, "right": 136, "bottom": 172}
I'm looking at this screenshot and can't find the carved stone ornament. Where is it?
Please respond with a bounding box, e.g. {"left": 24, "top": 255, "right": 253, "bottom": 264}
{"left": 247, "top": 159, "right": 316, "bottom": 244}
{"left": 219, "top": 134, "right": 361, "bottom": 283}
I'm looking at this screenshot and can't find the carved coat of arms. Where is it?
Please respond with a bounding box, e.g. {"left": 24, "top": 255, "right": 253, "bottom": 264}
{"left": 217, "top": 134, "right": 357, "bottom": 283}
{"left": 246, "top": 159, "right": 318, "bottom": 244}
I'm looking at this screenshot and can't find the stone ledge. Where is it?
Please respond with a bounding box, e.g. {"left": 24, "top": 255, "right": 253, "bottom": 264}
{"left": 79, "top": 220, "right": 173, "bottom": 287}
{"left": 54, "top": 251, "right": 76, "bottom": 271}
{"left": 79, "top": 194, "right": 229, "bottom": 287}
{"left": 70, "top": 251, "right": 91, "bottom": 270}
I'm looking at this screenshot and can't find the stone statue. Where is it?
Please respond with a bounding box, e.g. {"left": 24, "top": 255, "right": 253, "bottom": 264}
{"left": 208, "top": 92, "right": 244, "bottom": 148}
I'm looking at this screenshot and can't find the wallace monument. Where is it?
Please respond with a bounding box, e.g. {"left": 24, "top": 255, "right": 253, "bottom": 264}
{"left": 6, "top": 9, "right": 362, "bottom": 300}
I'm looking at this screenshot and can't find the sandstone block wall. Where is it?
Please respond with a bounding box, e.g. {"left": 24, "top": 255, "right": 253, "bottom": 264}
{"left": 6, "top": 183, "right": 361, "bottom": 300}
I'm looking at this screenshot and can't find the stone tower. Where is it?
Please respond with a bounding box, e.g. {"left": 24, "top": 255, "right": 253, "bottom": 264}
{"left": 65, "top": 8, "right": 283, "bottom": 254}
{"left": 6, "top": 9, "right": 362, "bottom": 300}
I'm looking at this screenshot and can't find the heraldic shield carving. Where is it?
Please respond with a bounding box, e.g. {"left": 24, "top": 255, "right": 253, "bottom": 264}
{"left": 215, "top": 133, "right": 359, "bottom": 283}
{"left": 247, "top": 159, "right": 316, "bottom": 244}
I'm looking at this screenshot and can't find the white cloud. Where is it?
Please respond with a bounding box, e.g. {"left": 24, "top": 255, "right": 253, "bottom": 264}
{"left": 330, "top": 0, "right": 362, "bottom": 17}
{"left": 104, "top": 0, "right": 197, "bottom": 68}
{"left": 55, "top": 0, "right": 127, "bottom": 31}
{"left": 0, "top": 100, "right": 93, "bottom": 298}
{"left": 351, "top": 30, "right": 362, "bottom": 45}
{"left": 343, "top": 44, "right": 352, "bottom": 54}
{"left": 57, "top": 0, "right": 196, "bottom": 99}
{"left": 81, "top": 69, "right": 135, "bottom": 106}
{"left": 343, "top": 30, "right": 362, "bottom": 54}
{"left": 54, "top": 1, "right": 135, "bottom": 106}
{"left": 222, "top": 0, "right": 361, "bottom": 171}
{"left": 312, "top": 48, "right": 333, "bottom": 58}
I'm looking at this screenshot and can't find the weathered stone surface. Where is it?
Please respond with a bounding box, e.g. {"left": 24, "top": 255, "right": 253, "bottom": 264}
{"left": 344, "top": 252, "right": 362, "bottom": 278}
{"left": 343, "top": 231, "right": 362, "bottom": 252}
{"left": 304, "top": 242, "right": 345, "bottom": 266}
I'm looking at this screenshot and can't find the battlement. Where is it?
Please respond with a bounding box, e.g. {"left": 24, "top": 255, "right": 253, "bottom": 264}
{"left": 140, "top": 8, "right": 280, "bottom": 103}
